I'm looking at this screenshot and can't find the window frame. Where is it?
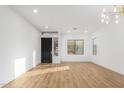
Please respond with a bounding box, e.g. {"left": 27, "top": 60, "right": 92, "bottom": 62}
{"left": 67, "top": 39, "right": 84, "bottom": 55}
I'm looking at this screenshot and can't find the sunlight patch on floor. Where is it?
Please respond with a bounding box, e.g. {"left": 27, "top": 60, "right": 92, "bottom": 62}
{"left": 26, "top": 66, "right": 70, "bottom": 77}
{"left": 42, "top": 66, "right": 70, "bottom": 74}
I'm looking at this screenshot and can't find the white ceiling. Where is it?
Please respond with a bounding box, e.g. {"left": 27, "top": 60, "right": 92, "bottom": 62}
{"left": 9, "top": 5, "right": 112, "bottom": 34}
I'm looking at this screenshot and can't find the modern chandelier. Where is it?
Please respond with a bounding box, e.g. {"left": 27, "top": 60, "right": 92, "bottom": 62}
{"left": 101, "top": 5, "right": 124, "bottom": 24}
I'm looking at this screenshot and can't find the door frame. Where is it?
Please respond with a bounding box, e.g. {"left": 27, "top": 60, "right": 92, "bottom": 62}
{"left": 41, "top": 31, "right": 60, "bottom": 64}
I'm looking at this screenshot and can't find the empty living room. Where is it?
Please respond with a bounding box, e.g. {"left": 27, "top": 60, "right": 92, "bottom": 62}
{"left": 0, "top": 0, "right": 124, "bottom": 92}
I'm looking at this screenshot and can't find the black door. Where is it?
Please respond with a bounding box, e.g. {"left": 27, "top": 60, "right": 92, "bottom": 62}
{"left": 41, "top": 38, "right": 52, "bottom": 63}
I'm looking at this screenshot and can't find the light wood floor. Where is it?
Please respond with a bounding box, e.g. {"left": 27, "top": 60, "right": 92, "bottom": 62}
{"left": 3, "top": 62, "right": 124, "bottom": 88}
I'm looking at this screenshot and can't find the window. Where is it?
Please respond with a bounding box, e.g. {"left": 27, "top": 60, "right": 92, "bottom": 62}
{"left": 93, "top": 38, "right": 97, "bottom": 56}
{"left": 53, "top": 37, "right": 58, "bottom": 56}
{"left": 67, "top": 40, "right": 84, "bottom": 55}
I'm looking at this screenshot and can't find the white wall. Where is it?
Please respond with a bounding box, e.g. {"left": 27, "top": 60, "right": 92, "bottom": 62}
{"left": 61, "top": 34, "right": 92, "bottom": 62}
{"left": 0, "top": 6, "right": 41, "bottom": 84}
{"left": 92, "top": 17, "right": 124, "bottom": 75}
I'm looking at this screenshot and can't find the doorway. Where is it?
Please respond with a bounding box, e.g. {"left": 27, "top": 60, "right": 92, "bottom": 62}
{"left": 41, "top": 38, "right": 52, "bottom": 63}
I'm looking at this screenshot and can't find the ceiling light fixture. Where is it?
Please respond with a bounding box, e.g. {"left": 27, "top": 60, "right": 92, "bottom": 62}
{"left": 115, "top": 15, "right": 119, "bottom": 18}
{"left": 101, "top": 13, "right": 104, "bottom": 17}
{"left": 113, "top": 6, "right": 117, "bottom": 12}
{"left": 45, "top": 26, "right": 49, "bottom": 29}
{"left": 102, "top": 8, "right": 106, "bottom": 12}
{"left": 100, "top": 5, "right": 124, "bottom": 24}
{"left": 115, "top": 20, "right": 119, "bottom": 24}
{"left": 106, "top": 20, "right": 109, "bottom": 24}
{"left": 106, "top": 16, "right": 109, "bottom": 19}
{"left": 33, "top": 9, "right": 38, "bottom": 13}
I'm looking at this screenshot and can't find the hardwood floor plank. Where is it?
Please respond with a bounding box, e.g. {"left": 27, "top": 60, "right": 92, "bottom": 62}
{"left": 3, "top": 62, "right": 124, "bottom": 88}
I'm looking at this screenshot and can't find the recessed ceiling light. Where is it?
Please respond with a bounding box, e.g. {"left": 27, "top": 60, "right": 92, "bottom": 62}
{"left": 33, "top": 9, "right": 38, "bottom": 13}
{"left": 45, "top": 26, "right": 49, "bottom": 29}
